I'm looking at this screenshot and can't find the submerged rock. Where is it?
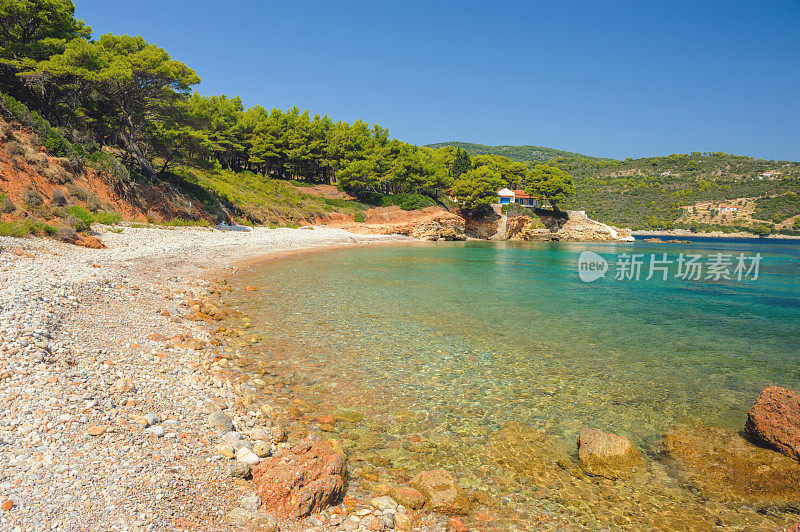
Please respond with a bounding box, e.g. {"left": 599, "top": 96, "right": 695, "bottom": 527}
{"left": 390, "top": 486, "right": 425, "bottom": 510}
{"left": 664, "top": 426, "right": 800, "bottom": 508}
{"left": 252, "top": 436, "right": 347, "bottom": 519}
{"left": 577, "top": 427, "right": 642, "bottom": 479}
{"left": 744, "top": 386, "right": 800, "bottom": 462}
{"left": 483, "top": 422, "right": 570, "bottom": 479}
{"left": 411, "top": 468, "right": 470, "bottom": 515}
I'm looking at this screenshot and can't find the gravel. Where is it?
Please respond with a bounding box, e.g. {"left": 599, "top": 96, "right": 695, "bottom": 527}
{"left": 0, "top": 225, "right": 410, "bottom": 531}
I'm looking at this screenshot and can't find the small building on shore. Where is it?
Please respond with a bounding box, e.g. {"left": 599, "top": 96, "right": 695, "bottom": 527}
{"left": 497, "top": 188, "right": 539, "bottom": 207}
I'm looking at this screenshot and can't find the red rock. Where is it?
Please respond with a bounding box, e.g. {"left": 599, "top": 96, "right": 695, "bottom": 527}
{"left": 744, "top": 386, "right": 800, "bottom": 462}
{"left": 2, "top": 500, "right": 13, "bottom": 511}
{"left": 363, "top": 515, "right": 384, "bottom": 531}
{"left": 318, "top": 414, "right": 335, "bottom": 426}
{"left": 147, "top": 333, "right": 169, "bottom": 341}
{"left": 251, "top": 436, "right": 347, "bottom": 519}
{"left": 448, "top": 517, "right": 467, "bottom": 532}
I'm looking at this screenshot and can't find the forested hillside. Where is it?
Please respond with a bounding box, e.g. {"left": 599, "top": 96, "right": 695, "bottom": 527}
{"left": 435, "top": 142, "right": 800, "bottom": 234}
{"left": 0, "top": 1, "right": 564, "bottom": 234}
{"left": 425, "top": 142, "right": 607, "bottom": 164}
{"left": 2, "top": 1, "right": 798, "bottom": 238}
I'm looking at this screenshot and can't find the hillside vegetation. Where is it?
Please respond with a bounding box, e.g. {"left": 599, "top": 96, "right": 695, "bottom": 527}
{"left": 2, "top": 2, "right": 797, "bottom": 239}
{"left": 425, "top": 141, "right": 607, "bottom": 164}
{"left": 435, "top": 142, "right": 800, "bottom": 234}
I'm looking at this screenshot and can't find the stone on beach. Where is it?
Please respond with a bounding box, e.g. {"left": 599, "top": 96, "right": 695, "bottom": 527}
{"left": 208, "top": 411, "right": 233, "bottom": 433}
{"left": 225, "top": 507, "right": 279, "bottom": 532}
{"left": 229, "top": 461, "right": 251, "bottom": 479}
{"left": 253, "top": 439, "right": 271, "bottom": 458}
{"left": 370, "top": 495, "right": 397, "bottom": 511}
{"left": 236, "top": 447, "right": 260, "bottom": 465}
{"left": 577, "top": 427, "right": 642, "bottom": 478}
{"left": 252, "top": 436, "right": 347, "bottom": 519}
{"left": 411, "top": 468, "right": 471, "bottom": 515}
{"left": 743, "top": 386, "right": 800, "bottom": 462}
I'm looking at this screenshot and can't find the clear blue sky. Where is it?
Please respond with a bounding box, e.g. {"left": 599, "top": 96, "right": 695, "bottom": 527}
{"left": 74, "top": 1, "right": 800, "bottom": 161}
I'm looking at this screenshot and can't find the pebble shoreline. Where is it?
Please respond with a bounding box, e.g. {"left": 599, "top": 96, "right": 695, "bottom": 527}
{"left": 0, "top": 225, "right": 416, "bottom": 531}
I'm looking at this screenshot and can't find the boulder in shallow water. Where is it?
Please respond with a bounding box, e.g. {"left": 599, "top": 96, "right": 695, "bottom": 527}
{"left": 252, "top": 436, "right": 347, "bottom": 519}
{"left": 390, "top": 486, "right": 425, "bottom": 510}
{"left": 664, "top": 426, "right": 800, "bottom": 508}
{"left": 744, "top": 386, "right": 800, "bottom": 462}
{"left": 411, "top": 468, "right": 470, "bottom": 515}
{"left": 577, "top": 427, "right": 642, "bottom": 479}
{"left": 483, "top": 421, "right": 571, "bottom": 479}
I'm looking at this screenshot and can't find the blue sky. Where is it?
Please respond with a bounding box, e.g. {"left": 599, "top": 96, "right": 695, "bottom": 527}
{"left": 74, "top": 1, "right": 800, "bottom": 160}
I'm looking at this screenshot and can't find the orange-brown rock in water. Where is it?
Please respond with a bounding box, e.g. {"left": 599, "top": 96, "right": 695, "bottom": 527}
{"left": 744, "top": 386, "right": 800, "bottom": 462}
{"left": 411, "top": 468, "right": 470, "bottom": 515}
{"left": 251, "top": 436, "right": 347, "bottom": 518}
{"left": 577, "top": 427, "right": 642, "bottom": 479}
{"left": 664, "top": 426, "right": 800, "bottom": 507}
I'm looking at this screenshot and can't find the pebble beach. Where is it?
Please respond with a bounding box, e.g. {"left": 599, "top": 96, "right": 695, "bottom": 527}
{"left": 0, "top": 225, "right": 413, "bottom": 531}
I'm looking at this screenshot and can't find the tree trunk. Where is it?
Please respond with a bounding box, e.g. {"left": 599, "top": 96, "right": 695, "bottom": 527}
{"left": 119, "top": 116, "right": 154, "bottom": 179}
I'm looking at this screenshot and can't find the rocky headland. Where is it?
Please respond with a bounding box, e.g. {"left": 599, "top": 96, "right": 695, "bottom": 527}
{"left": 330, "top": 205, "right": 632, "bottom": 243}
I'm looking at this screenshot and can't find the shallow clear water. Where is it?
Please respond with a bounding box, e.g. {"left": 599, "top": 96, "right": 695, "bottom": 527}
{"left": 230, "top": 237, "right": 800, "bottom": 529}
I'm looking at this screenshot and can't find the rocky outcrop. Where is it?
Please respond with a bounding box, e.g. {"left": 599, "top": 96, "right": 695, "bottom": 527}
{"left": 577, "top": 427, "right": 642, "bottom": 479}
{"left": 664, "top": 426, "right": 800, "bottom": 507}
{"left": 251, "top": 436, "right": 347, "bottom": 519}
{"left": 744, "top": 386, "right": 800, "bottom": 462}
{"left": 464, "top": 208, "right": 633, "bottom": 242}
{"left": 410, "top": 468, "right": 471, "bottom": 515}
{"left": 338, "top": 206, "right": 466, "bottom": 241}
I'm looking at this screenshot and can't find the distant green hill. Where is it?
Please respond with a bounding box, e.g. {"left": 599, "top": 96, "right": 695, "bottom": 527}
{"left": 430, "top": 142, "right": 800, "bottom": 234}
{"left": 424, "top": 141, "right": 609, "bottom": 163}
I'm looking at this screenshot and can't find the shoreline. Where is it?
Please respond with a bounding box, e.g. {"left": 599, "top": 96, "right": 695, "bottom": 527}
{"left": 0, "top": 225, "right": 417, "bottom": 531}
{"left": 632, "top": 229, "right": 800, "bottom": 239}
{"left": 1, "top": 226, "right": 797, "bottom": 531}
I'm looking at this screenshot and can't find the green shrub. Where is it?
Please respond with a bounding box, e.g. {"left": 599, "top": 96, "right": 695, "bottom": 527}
{"left": 6, "top": 141, "right": 25, "bottom": 156}
{"left": 86, "top": 152, "right": 130, "bottom": 183}
{"left": 50, "top": 188, "right": 67, "bottom": 206}
{"left": 27, "top": 152, "right": 49, "bottom": 169}
{"left": 45, "top": 166, "right": 71, "bottom": 184}
{"left": 55, "top": 226, "right": 77, "bottom": 241}
{"left": 0, "top": 219, "right": 55, "bottom": 237}
{"left": 67, "top": 205, "right": 94, "bottom": 226}
{"left": 162, "top": 217, "right": 211, "bottom": 227}
{"left": 85, "top": 195, "right": 101, "bottom": 212}
{"left": 65, "top": 183, "right": 89, "bottom": 201}
{"left": 355, "top": 190, "right": 436, "bottom": 210}
{"left": 0, "top": 122, "right": 15, "bottom": 141}
{"left": 501, "top": 202, "right": 532, "bottom": 216}
{"left": 93, "top": 211, "right": 120, "bottom": 225}
{"left": 0, "top": 196, "right": 14, "bottom": 214}
{"left": 21, "top": 188, "right": 44, "bottom": 207}
{"left": 65, "top": 213, "right": 86, "bottom": 231}
{"left": 353, "top": 212, "right": 366, "bottom": 223}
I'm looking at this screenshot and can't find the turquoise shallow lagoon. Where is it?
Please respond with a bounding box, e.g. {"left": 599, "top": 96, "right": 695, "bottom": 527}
{"left": 231, "top": 236, "right": 800, "bottom": 529}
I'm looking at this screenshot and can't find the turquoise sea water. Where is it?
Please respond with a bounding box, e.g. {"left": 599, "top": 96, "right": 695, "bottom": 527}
{"left": 231, "top": 237, "right": 800, "bottom": 529}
